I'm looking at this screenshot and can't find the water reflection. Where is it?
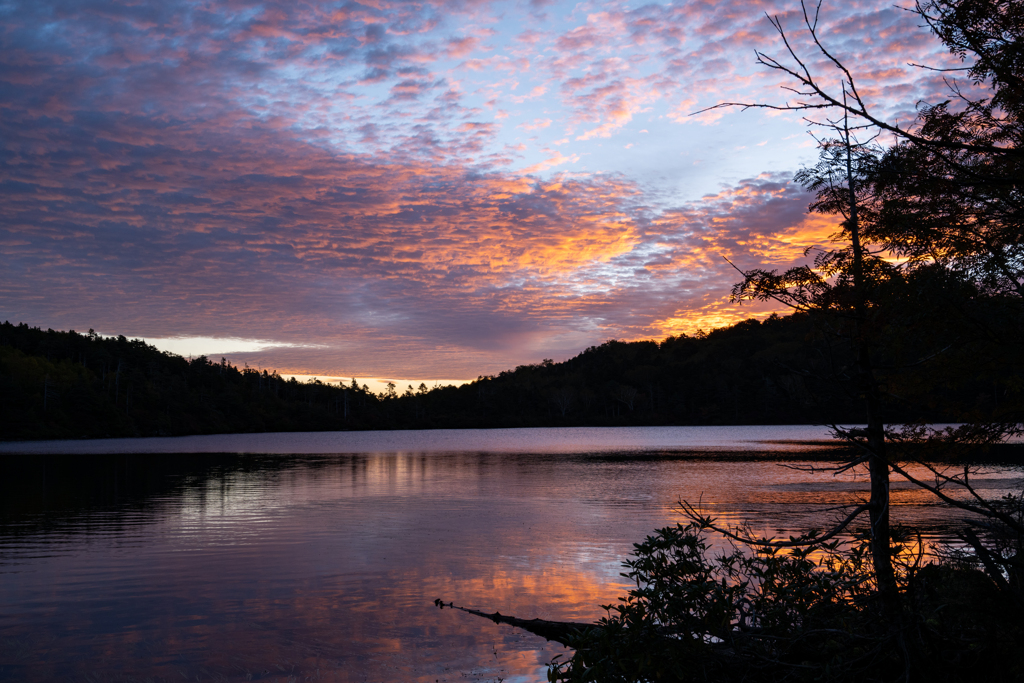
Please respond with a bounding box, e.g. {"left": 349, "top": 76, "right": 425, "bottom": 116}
{"left": 1, "top": 440, "right": 1022, "bottom": 682}
{"left": 0, "top": 425, "right": 846, "bottom": 455}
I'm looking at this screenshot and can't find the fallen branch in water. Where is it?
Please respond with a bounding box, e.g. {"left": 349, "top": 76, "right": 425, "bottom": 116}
{"left": 433, "top": 599, "right": 597, "bottom": 646}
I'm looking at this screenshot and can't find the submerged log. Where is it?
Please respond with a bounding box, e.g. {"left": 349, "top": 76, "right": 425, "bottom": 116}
{"left": 433, "top": 599, "right": 598, "bottom": 646}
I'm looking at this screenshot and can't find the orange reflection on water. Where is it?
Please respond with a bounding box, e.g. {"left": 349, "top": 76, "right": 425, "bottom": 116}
{"left": 2, "top": 448, "right": 1020, "bottom": 682}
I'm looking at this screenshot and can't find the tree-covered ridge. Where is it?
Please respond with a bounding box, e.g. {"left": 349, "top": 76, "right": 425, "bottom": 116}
{"left": 0, "top": 322, "right": 379, "bottom": 440}
{"left": 1, "top": 310, "right": 1017, "bottom": 441}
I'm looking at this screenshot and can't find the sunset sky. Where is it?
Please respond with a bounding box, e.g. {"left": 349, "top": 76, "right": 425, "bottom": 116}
{"left": 1, "top": 0, "right": 962, "bottom": 388}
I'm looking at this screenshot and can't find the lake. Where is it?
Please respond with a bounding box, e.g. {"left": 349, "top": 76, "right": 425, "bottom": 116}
{"left": 1, "top": 426, "right": 1021, "bottom": 682}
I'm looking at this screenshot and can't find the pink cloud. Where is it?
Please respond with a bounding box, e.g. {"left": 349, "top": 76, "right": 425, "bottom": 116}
{"left": 519, "top": 151, "right": 580, "bottom": 175}
{"left": 509, "top": 85, "right": 547, "bottom": 104}
{"left": 445, "top": 36, "right": 482, "bottom": 58}
{"left": 0, "top": 0, "right": 981, "bottom": 377}
{"left": 518, "top": 118, "right": 552, "bottom": 131}
{"left": 516, "top": 29, "right": 545, "bottom": 45}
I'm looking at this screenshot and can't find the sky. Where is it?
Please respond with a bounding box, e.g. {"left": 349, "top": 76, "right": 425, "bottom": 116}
{"left": 1, "top": 0, "right": 963, "bottom": 388}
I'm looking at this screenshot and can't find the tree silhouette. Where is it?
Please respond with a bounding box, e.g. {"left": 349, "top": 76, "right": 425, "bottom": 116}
{"left": 533, "top": 2, "right": 1024, "bottom": 680}
{"left": 694, "top": 0, "right": 1024, "bottom": 601}
{"left": 726, "top": 120, "right": 903, "bottom": 597}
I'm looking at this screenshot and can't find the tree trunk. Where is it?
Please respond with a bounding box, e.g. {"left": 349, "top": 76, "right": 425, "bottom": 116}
{"left": 861, "top": 353, "right": 895, "bottom": 599}
{"left": 844, "top": 102, "right": 895, "bottom": 599}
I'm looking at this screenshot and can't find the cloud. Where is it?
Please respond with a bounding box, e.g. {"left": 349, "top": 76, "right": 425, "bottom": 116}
{"left": 0, "top": 0, "right": 974, "bottom": 377}
{"left": 519, "top": 151, "right": 581, "bottom": 175}
{"left": 445, "top": 36, "right": 482, "bottom": 58}
{"left": 510, "top": 85, "right": 547, "bottom": 104}
{"left": 0, "top": 66, "right": 831, "bottom": 376}
{"left": 519, "top": 118, "right": 552, "bottom": 131}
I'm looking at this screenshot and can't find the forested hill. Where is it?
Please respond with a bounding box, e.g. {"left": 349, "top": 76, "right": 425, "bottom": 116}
{"left": 0, "top": 314, "right": 1007, "bottom": 440}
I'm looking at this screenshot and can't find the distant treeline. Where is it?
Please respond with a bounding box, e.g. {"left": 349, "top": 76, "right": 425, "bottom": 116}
{"left": 0, "top": 314, "right": 1013, "bottom": 440}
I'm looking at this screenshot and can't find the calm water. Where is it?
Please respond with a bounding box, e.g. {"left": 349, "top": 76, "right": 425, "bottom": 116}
{"left": 1, "top": 427, "right": 1021, "bottom": 682}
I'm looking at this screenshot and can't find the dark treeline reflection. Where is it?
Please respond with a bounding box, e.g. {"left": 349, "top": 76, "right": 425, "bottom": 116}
{"left": 0, "top": 453, "right": 297, "bottom": 535}
{"left": 0, "top": 451, "right": 785, "bottom": 534}
{"left": 3, "top": 311, "right": 1020, "bottom": 441}
{"left": 4, "top": 446, "right": 1021, "bottom": 540}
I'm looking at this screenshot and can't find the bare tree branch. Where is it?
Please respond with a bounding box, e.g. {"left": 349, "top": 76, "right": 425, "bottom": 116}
{"left": 678, "top": 500, "right": 872, "bottom": 548}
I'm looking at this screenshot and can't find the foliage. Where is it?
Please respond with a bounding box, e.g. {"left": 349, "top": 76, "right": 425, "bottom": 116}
{"left": 549, "top": 519, "right": 1024, "bottom": 682}
{"left": 867, "top": 0, "right": 1024, "bottom": 310}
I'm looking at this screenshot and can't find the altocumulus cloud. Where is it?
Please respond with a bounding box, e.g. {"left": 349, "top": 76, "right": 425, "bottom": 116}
{"left": 0, "top": 0, "right": 961, "bottom": 378}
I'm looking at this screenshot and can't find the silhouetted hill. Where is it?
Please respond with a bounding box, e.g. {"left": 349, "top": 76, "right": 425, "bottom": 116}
{"left": 0, "top": 313, "right": 1010, "bottom": 440}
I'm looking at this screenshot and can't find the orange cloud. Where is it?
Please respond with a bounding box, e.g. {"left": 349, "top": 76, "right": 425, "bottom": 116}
{"left": 0, "top": 0, "right": 964, "bottom": 379}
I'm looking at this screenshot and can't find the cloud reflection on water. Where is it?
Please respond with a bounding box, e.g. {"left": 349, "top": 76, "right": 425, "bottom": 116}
{"left": 1, "top": 440, "right": 1021, "bottom": 681}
